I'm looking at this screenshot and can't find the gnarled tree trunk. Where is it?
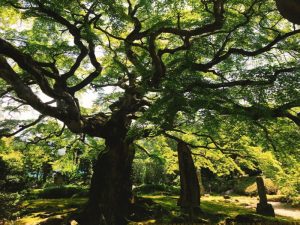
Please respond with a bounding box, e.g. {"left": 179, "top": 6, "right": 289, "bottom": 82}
{"left": 276, "top": 0, "right": 300, "bottom": 24}
{"left": 79, "top": 137, "right": 135, "bottom": 225}
{"left": 177, "top": 141, "right": 201, "bottom": 218}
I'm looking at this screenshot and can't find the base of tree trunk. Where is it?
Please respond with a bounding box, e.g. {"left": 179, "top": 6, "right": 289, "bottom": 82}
{"left": 177, "top": 141, "right": 201, "bottom": 209}
{"left": 78, "top": 140, "right": 135, "bottom": 225}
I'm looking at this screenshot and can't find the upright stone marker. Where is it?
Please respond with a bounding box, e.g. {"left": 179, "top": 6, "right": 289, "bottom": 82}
{"left": 256, "top": 176, "right": 275, "bottom": 217}
{"left": 54, "top": 172, "right": 64, "bottom": 185}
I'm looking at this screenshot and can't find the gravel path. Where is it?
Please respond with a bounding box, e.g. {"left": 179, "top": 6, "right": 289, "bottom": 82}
{"left": 270, "top": 202, "right": 300, "bottom": 219}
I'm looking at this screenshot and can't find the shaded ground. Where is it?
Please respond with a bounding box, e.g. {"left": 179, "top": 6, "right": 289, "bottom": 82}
{"left": 15, "top": 198, "right": 87, "bottom": 225}
{"left": 10, "top": 195, "right": 300, "bottom": 225}
{"left": 202, "top": 195, "right": 300, "bottom": 220}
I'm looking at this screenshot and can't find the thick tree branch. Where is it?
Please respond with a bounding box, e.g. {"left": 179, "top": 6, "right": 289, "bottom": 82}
{"left": 25, "top": 123, "right": 66, "bottom": 146}
{"left": 192, "top": 29, "right": 300, "bottom": 71}
{"left": 31, "top": 1, "right": 89, "bottom": 80}
{"left": 136, "top": 0, "right": 225, "bottom": 39}
{"left": 185, "top": 67, "right": 297, "bottom": 90}
{"left": 0, "top": 56, "right": 65, "bottom": 119}
{"left": 0, "top": 39, "right": 58, "bottom": 98}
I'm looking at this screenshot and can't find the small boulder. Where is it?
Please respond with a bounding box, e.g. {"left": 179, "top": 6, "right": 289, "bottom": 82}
{"left": 235, "top": 214, "right": 264, "bottom": 223}
{"left": 223, "top": 195, "right": 231, "bottom": 199}
{"left": 224, "top": 189, "right": 234, "bottom": 195}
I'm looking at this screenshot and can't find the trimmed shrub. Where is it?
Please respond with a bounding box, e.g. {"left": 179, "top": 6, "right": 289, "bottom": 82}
{"left": 37, "top": 185, "right": 87, "bottom": 199}
{"left": 133, "top": 184, "right": 180, "bottom": 195}
{"left": 234, "top": 177, "right": 256, "bottom": 195}
{"left": 0, "top": 192, "right": 21, "bottom": 219}
{"left": 291, "top": 196, "right": 300, "bottom": 207}
{"left": 234, "top": 177, "right": 278, "bottom": 196}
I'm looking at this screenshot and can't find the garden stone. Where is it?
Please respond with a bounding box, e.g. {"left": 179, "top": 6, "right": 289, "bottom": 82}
{"left": 256, "top": 176, "right": 275, "bottom": 217}
{"left": 53, "top": 172, "right": 64, "bottom": 185}
{"left": 223, "top": 195, "right": 231, "bottom": 199}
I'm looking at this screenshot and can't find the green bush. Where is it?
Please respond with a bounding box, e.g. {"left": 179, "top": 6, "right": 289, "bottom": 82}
{"left": 291, "top": 196, "right": 300, "bottom": 207}
{"left": 234, "top": 177, "right": 278, "bottom": 195}
{"left": 206, "top": 178, "right": 235, "bottom": 194}
{"left": 267, "top": 194, "right": 288, "bottom": 202}
{"left": 0, "top": 157, "right": 27, "bottom": 192}
{"left": 0, "top": 192, "right": 21, "bottom": 219}
{"left": 37, "top": 185, "right": 87, "bottom": 199}
{"left": 4, "top": 175, "right": 27, "bottom": 192}
{"left": 132, "top": 158, "right": 167, "bottom": 185}
{"left": 277, "top": 168, "right": 300, "bottom": 198}
{"left": 133, "top": 184, "right": 180, "bottom": 195}
{"left": 234, "top": 177, "right": 256, "bottom": 195}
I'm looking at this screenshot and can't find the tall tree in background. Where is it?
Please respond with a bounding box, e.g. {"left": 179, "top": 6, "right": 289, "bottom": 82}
{"left": 0, "top": 0, "right": 299, "bottom": 224}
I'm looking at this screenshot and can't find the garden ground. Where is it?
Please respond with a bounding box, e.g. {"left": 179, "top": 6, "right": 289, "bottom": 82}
{"left": 11, "top": 195, "right": 300, "bottom": 225}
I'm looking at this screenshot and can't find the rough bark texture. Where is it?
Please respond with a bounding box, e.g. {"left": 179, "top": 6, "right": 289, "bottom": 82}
{"left": 79, "top": 138, "right": 135, "bottom": 225}
{"left": 196, "top": 168, "right": 205, "bottom": 196}
{"left": 177, "top": 141, "right": 201, "bottom": 210}
{"left": 276, "top": 0, "right": 300, "bottom": 24}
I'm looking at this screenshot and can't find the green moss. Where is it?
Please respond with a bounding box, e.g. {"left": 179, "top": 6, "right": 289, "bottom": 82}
{"left": 141, "top": 195, "right": 300, "bottom": 224}
{"left": 17, "top": 198, "right": 88, "bottom": 224}
{"left": 22, "top": 198, "right": 87, "bottom": 211}
{"left": 134, "top": 184, "right": 180, "bottom": 195}
{"left": 15, "top": 195, "right": 300, "bottom": 225}
{"left": 143, "top": 195, "right": 179, "bottom": 214}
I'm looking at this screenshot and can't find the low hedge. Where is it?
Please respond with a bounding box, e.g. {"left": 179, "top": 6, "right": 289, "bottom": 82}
{"left": 0, "top": 192, "right": 21, "bottom": 219}
{"left": 35, "top": 185, "right": 88, "bottom": 199}
{"left": 133, "top": 184, "right": 180, "bottom": 195}
{"left": 234, "top": 177, "right": 278, "bottom": 196}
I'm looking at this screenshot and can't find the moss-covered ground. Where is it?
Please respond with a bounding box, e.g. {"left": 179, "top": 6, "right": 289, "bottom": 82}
{"left": 12, "top": 195, "right": 300, "bottom": 225}
{"left": 137, "top": 195, "right": 300, "bottom": 224}
{"left": 15, "top": 198, "right": 87, "bottom": 225}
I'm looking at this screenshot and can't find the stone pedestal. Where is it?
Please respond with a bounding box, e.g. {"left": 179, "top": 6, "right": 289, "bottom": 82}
{"left": 54, "top": 172, "right": 64, "bottom": 185}
{"left": 256, "top": 203, "right": 275, "bottom": 217}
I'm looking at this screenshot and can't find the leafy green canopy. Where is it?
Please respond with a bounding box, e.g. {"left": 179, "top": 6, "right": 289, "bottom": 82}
{"left": 0, "top": 0, "right": 299, "bottom": 134}
{"left": 0, "top": 0, "right": 299, "bottom": 177}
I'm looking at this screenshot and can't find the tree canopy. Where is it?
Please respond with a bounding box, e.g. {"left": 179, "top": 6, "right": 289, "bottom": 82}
{"left": 0, "top": 0, "right": 299, "bottom": 138}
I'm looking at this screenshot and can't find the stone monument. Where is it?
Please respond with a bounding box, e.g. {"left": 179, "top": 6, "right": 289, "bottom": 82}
{"left": 54, "top": 172, "right": 64, "bottom": 185}
{"left": 256, "top": 176, "right": 275, "bottom": 217}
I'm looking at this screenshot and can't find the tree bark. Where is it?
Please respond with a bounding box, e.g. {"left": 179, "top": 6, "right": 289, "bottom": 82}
{"left": 177, "top": 141, "right": 201, "bottom": 215}
{"left": 276, "top": 0, "right": 300, "bottom": 24}
{"left": 196, "top": 168, "right": 205, "bottom": 196}
{"left": 79, "top": 137, "right": 135, "bottom": 225}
